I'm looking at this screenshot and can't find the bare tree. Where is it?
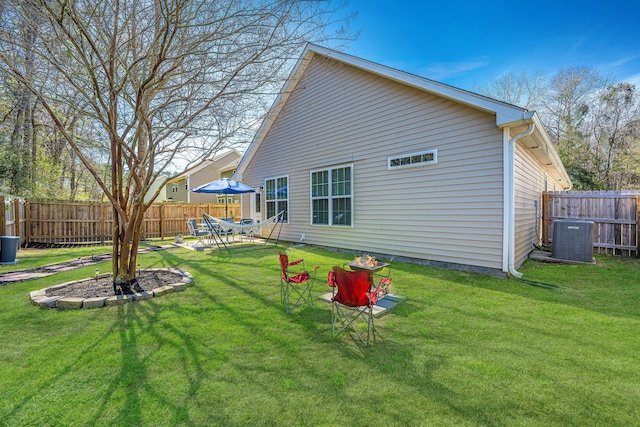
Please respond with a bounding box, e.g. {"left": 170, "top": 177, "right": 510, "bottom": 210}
{"left": 0, "top": 0, "right": 351, "bottom": 291}
{"left": 474, "top": 69, "right": 548, "bottom": 110}
{"left": 0, "top": 1, "right": 41, "bottom": 195}
{"left": 543, "top": 66, "right": 611, "bottom": 143}
{"left": 589, "top": 83, "right": 640, "bottom": 189}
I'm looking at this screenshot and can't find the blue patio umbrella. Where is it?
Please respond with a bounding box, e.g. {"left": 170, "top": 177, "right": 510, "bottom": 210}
{"left": 190, "top": 178, "right": 255, "bottom": 218}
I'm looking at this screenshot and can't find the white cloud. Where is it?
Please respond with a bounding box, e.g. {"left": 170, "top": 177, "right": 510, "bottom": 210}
{"left": 604, "top": 54, "right": 640, "bottom": 69}
{"left": 420, "top": 57, "right": 489, "bottom": 80}
{"left": 598, "top": 55, "right": 640, "bottom": 83}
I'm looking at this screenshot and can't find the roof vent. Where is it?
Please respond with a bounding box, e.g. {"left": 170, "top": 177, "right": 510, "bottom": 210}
{"left": 551, "top": 220, "right": 594, "bottom": 263}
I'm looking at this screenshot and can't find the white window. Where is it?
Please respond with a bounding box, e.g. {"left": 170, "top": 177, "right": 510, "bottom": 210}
{"left": 310, "top": 165, "right": 352, "bottom": 226}
{"left": 255, "top": 193, "right": 261, "bottom": 213}
{"left": 171, "top": 183, "right": 179, "bottom": 192}
{"left": 265, "top": 176, "right": 288, "bottom": 223}
{"left": 388, "top": 149, "right": 437, "bottom": 169}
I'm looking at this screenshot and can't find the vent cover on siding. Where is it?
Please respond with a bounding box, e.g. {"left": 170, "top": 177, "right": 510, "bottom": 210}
{"left": 551, "top": 220, "right": 594, "bottom": 262}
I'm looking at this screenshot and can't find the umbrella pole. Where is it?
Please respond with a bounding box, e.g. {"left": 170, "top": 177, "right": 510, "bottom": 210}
{"left": 224, "top": 196, "right": 232, "bottom": 244}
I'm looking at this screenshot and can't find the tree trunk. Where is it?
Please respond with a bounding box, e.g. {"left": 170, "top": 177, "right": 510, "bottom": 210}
{"left": 111, "top": 187, "right": 148, "bottom": 293}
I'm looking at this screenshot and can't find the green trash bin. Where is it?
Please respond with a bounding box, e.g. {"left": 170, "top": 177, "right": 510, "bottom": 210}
{"left": 0, "top": 236, "right": 20, "bottom": 264}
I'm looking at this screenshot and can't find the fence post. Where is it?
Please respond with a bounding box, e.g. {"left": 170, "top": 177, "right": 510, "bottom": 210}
{"left": 0, "top": 196, "right": 5, "bottom": 235}
{"left": 25, "top": 201, "right": 31, "bottom": 244}
{"left": 542, "top": 192, "right": 549, "bottom": 245}
{"left": 100, "top": 204, "right": 106, "bottom": 245}
{"left": 160, "top": 202, "right": 165, "bottom": 240}
{"left": 636, "top": 194, "right": 639, "bottom": 257}
{"left": 13, "top": 199, "right": 20, "bottom": 239}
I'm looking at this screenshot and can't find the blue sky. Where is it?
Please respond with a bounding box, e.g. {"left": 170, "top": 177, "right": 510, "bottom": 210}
{"left": 340, "top": 0, "right": 640, "bottom": 91}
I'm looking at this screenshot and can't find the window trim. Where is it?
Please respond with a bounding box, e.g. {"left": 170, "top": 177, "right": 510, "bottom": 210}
{"left": 309, "top": 164, "right": 354, "bottom": 227}
{"left": 265, "top": 175, "right": 289, "bottom": 224}
{"left": 388, "top": 149, "right": 437, "bottom": 170}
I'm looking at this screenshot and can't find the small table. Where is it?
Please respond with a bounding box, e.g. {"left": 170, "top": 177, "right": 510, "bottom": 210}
{"left": 346, "top": 261, "right": 392, "bottom": 297}
{"left": 346, "top": 261, "right": 389, "bottom": 273}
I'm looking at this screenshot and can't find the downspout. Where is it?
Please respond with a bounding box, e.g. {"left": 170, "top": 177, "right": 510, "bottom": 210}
{"left": 504, "top": 121, "right": 535, "bottom": 278}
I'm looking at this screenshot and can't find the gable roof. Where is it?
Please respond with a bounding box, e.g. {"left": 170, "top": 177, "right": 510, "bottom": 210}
{"left": 235, "top": 43, "right": 570, "bottom": 187}
{"left": 217, "top": 157, "right": 240, "bottom": 174}
{"left": 169, "top": 160, "right": 213, "bottom": 182}
{"left": 169, "top": 149, "right": 242, "bottom": 182}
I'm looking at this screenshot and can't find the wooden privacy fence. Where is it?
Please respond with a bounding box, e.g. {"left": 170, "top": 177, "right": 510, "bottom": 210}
{"left": 0, "top": 197, "right": 240, "bottom": 245}
{"left": 543, "top": 191, "right": 640, "bottom": 256}
{"left": 4, "top": 192, "right": 640, "bottom": 255}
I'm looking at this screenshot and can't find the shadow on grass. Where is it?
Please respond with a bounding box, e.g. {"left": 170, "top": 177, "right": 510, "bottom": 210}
{"left": 23, "top": 246, "right": 602, "bottom": 424}
{"left": 86, "top": 296, "right": 230, "bottom": 425}
{"left": 5, "top": 244, "right": 638, "bottom": 425}
{"left": 86, "top": 302, "right": 160, "bottom": 425}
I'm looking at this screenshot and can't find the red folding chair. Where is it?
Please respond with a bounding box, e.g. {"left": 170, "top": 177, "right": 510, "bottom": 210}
{"left": 328, "top": 266, "right": 390, "bottom": 346}
{"left": 278, "top": 252, "right": 319, "bottom": 313}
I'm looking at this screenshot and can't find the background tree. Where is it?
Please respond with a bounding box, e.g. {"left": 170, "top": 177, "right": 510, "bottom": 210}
{"left": 541, "top": 67, "right": 610, "bottom": 189}
{"left": 588, "top": 83, "right": 640, "bottom": 189}
{"left": 0, "top": 3, "right": 100, "bottom": 200}
{"left": 0, "top": 0, "right": 351, "bottom": 290}
{"left": 478, "top": 66, "right": 640, "bottom": 190}
{"left": 474, "top": 69, "right": 548, "bottom": 110}
{"left": 0, "top": 1, "right": 40, "bottom": 195}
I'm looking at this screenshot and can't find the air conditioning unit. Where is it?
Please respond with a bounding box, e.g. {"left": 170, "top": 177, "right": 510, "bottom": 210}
{"left": 551, "top": 220, "right": 594, "bottom": 262}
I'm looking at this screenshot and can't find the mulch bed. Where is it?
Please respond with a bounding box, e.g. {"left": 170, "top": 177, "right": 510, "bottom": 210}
{"left": 45, "top": 270, "right": 184, "bottom": 299}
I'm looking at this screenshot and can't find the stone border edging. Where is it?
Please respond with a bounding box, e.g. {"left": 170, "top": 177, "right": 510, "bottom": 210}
{"left": 29, "top": 268, "right": 193, "bottom": 309}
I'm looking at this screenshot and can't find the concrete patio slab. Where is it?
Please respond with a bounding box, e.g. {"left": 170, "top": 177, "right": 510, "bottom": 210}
{"left": 318, "top": 292, "right": 403, "bottom": 317}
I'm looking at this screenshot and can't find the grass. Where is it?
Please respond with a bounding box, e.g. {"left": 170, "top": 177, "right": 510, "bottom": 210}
{"left": 1, "top": 242, "right": 639, "bottom": 426}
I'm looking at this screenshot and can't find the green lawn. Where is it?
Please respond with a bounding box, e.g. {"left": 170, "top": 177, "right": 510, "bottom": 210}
{"left": 1, "top": 243, "right": 639, "bottom": 426}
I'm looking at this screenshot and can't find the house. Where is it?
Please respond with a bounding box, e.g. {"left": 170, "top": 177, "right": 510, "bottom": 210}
{"left": 235, "top": 44, "right": 571, "bottom": 277}
{"left": 166, "top": 150, "right": 242, "bottom": 203}
{"left": 143, "top": 175, "right": 170, "bottom": 203}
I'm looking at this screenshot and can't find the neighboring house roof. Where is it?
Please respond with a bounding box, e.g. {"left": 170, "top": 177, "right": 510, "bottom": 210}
{"left": 169, "top": 160, "right": 213, "bottom": 182}
{"left": 217, "top": 158, "right": 240, "bottom": 174}
{"left": 169, "top": 149, "right": 243, "bottom": 182}
{"left": 236, "top": 43, "right": 570, "bottom": 188}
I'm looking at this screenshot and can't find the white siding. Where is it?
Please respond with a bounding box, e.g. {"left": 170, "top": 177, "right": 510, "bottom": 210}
{"left": 243, "top": 56, "right": 506, "bottom": 270}
{"left": 513, "top": 141, "right": 547, "bottom": 267}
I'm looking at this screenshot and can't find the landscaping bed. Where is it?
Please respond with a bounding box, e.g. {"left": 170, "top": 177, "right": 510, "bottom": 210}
{"left": 30, "top": 268, "right": 192, "bottom": 309}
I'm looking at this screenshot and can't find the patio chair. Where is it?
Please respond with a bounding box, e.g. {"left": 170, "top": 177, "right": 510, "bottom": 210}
{"left": 217, "top": 217, "right": 238, "bottom": 243}
{"left": 328, "top": 266, "right": 391, "bottom": 346}
{"left": 239, "top": 218, "right": 255, "bottom": 242}
{"left": 187, "top": 218, "right": 211, "bottom": 247}
{"left": 278, "top": 252, "right": 319, "bottom": 314}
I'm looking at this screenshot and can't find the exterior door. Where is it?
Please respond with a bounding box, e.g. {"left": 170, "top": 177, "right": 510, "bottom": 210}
{"left": 250, "top": 192, "right": 262, "bottom": 223}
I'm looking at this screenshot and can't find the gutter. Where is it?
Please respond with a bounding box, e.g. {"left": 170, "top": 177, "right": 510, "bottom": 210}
{"left": 503, "top": 118, "right": 535, "bottom": 278}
